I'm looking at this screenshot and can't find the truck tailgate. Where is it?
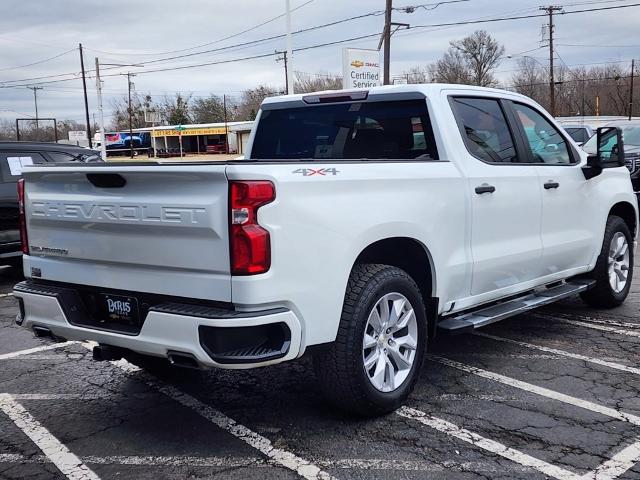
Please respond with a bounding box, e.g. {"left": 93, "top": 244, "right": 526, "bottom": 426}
{"left": 22, "top": 165, "right": 231, "bottom": 302}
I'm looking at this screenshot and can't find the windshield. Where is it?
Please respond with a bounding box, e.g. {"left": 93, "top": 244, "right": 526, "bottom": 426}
{"left": 583, "top": 125, "right": 640, "bottom": 154}
{"left": 250, "top": 99, "right": 439, "bottom": 160}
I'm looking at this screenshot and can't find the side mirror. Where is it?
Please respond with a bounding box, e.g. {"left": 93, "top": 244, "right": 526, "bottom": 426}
{"left": 583, "top": 127, "right": 625, "bottom": 180}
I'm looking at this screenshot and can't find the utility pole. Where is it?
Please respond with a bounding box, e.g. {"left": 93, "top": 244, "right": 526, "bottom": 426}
{"left": 79, "top": 43, "right": 92, "bottom": 147}
{"left": 126, "top": 72, "right": 136, "bottom": 158}
{"left": 383, "top": 0, "right": 392, "bottom": 85}
{"left": 223, "top": 94, "right": 229, "bottom": 154}
{"left": 276, "top": 51, "right": 289, "bottom": 94}
{"left": 378, "top": 0, "right": 408, "bottom": 86}
{"left": 95, "top": 58, "right": 107, "bottom": 160}
{"left": 629, "top": 59, "right": 635, "bottom": 121}
{"left": 285, "top": 0, "right": 294, "bottom": 94}
{"left": 540, "top": 5, "right": 563, "bottom": 116}
{"left": 26, "top": 86, "right": 43, "bottom": 141}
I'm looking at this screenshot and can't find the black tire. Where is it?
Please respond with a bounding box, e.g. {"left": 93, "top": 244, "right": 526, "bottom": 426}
{"left": 313, "top": 264, "right": 427, "bottom": 417}
{"left": 580, "top": 215, "right": 634, "bottom": 308}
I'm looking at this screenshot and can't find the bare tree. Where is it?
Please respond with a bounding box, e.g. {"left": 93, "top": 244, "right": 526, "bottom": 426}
{"left": 511, "top": 57, "right": 548, "bottom": 109}
{"left": 191, "top": 95, "right": 227, "bottom": 124}
{"left": 450, "top": 30, "right": 505, "bottom": 86}
{"left": 161, "top": 93, "right": 192, "bottom": 125}
{"left": 236, "top": 85, "right": 280, "bottom": 121}
{"left": 0, "top": 119, "right": 17, "bottom": 140}
{"left": 428, "top": 49, "right": 471, "bottom": 84}
{"left": 403, "top": 66, "right": 430, "bottom": 84}
{"left": 511, "top": 62, "right": 638, "bottom": 116}
{"left": 110, "top": 93, "right": 153, "bottom": 131}
{"left": 294, "top": 72, "right": 342, "bottom": 93}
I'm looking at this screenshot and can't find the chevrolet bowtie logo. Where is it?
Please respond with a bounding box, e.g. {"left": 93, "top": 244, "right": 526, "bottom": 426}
{"left": 350, "top": 60, "right": 364, "bottom": 68}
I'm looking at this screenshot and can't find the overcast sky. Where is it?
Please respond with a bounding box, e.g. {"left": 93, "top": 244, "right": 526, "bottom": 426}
{"left": 0, "top": 0, "right": 638, "bottom": 127}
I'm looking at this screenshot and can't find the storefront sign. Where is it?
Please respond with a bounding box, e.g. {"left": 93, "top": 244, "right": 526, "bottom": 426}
{"left": 342, "top": 48, "right": 381, "bottom": 89}
{"left": 152, "top": 127, "right": 228, "bottom": 137}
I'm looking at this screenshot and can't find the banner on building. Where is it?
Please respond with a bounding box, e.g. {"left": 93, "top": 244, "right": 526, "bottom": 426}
{"left": 342, "top": 48, "right": 381, "bottom": 90}
{"left": 152, "top": 126, "right": 228, "bottom": 137}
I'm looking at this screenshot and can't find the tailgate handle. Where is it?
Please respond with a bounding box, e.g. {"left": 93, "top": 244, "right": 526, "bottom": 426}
{"left": 86, "top": 173, "right": 126, "bottom": 188}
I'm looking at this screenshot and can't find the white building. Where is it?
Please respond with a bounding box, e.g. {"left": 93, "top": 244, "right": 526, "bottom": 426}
{"left": 133, "top": 121, "right": 254, "bottom": 155}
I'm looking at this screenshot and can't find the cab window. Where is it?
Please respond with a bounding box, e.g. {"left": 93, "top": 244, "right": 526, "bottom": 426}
{"left": 451, "top": 97, "right": 518, "bottom": 163}
{"left": 512, "top": 103, "right": 573, "bottom": 165}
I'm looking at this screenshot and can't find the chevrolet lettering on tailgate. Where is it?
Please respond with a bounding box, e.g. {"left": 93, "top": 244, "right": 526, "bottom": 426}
{"left": 30, "top": 202, "right": 207, "bottom": 225}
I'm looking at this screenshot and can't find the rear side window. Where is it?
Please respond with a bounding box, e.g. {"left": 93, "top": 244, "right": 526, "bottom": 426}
{"left": 451, "top": 97, "right": 518, "bottom": 163}
{"left": 47, "top": 151, "right": 77, "bottom": 163}
{"left": 0, "top": 152, "right": 47, "bottom": 182}
{"left": 250, "top": 99, "right": 438, "bottom": 160}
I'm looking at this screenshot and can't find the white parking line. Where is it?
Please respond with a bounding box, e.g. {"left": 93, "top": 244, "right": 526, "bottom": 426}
{"left": 474, "top": 332, "right": 640, "bottom": 376}
{"left": 0, "top": 292, "right": 13, "bottom": 298}
{"left": 397, "top": 406, "right": 582, "bottom": 480}
{"left": 10, "top": 393, "right": 116, "bottom": 400}
{"left": 108, "top": 359, "right": 336, "bottom": 480}
{"left": 0, "top": 452, "right": 537, "bottom": 473}
{"left": 449, "top": 352, "right": 558, "bottom": 360}
{"left": 7, "top": 354, "right": 85, "bottom": 360}
{"left": 427, "top": 355, "right": 640, "bottom": 426}
{"left": 584, "top": 440, "right": 640, "bottom": 480}
{"left": 0, "top": 341, "right": 78, "bottom": 360}
{"left": 551, "top": 318, "right": 640, "bottom": 339}
{"left": 0, "top": 394, "right": 100, "bottom": 480}
{"left": 536, "top": 313, "right": 640, "bottom": 330}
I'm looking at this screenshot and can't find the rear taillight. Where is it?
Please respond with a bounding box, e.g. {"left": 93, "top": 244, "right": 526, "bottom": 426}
{"left": 229, "top": 181, "right": 275, "bottom": 275}
{"left": 17, "top": 178, "right": 28, "bottom": 254}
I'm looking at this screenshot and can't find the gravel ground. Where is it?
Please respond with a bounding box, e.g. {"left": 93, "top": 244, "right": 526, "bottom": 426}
{"left": 1, "top": 266, "right": 639, "bottom": 480}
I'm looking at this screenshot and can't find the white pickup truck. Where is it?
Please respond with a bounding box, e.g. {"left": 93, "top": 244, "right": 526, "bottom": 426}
{"left": 14, "top": 84, "right": 637, "bottom": 415}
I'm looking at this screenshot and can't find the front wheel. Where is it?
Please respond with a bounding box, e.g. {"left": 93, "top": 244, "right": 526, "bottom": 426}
{"left": 313, "top": 264, "right": 427, "bottom": 416}
{"left": 580, "top": 215, "right": 634, "bottom": 308}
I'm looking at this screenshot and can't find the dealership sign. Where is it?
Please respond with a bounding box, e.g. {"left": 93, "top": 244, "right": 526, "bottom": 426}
{"left": 342, "top": 48, "right": 381, "bottom": 90}
{"left": 68, "top": 131, "right": 86, "bottom": 142}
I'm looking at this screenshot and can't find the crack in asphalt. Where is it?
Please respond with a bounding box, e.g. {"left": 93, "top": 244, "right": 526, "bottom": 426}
{"left": 1, "top": 280, "right": 640, "bottom": 479}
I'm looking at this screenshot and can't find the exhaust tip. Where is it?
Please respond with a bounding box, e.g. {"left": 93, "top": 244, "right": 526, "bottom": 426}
{"left": 32, "top": 325, "right": 52, "bottom": 338}
{"left": 92, "top": 344, "right": 124, "bottom": 362}
{"left": 167, "top": 351, "right": 201, "bottom": 370}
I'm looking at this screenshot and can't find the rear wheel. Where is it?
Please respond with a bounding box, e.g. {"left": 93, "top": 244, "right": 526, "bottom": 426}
{"left": 313, "top": 264, "right": 427, "bottom": 416}
{"left": 580, "top": 215, "right": 633, "bottom": 308}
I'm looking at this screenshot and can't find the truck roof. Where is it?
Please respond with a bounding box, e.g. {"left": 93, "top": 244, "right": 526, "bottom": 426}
{"left": 261, "top": 83, "right": 533, "bottom": 107}
{"left": 0, "top": 141, "right": 96, "bottom": 153}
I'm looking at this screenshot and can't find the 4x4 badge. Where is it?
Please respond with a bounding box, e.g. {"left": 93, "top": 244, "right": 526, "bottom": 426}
{"left": 292, "top": 168, "right": 339, "bottom": 176}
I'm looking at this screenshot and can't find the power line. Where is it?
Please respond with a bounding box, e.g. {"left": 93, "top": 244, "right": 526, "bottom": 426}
{"left": 99, "top": 0, "right": 467, "bottom": 70}
{"left": 3, "top": 2, "right": 640, "bottom": 88}
{"left": 0, "top": 48, "right": 76, "bottom": 72}
{"left": 393, "top": 0, "right": 470, "bottom": 13}
{"left": 557, "top": 43, "right": 640, "bottom": 48}
{"left": 0, "top": 8, "right": 384, "bottom": 84}
{"left": 410, "top": 2, "right": 640, "bottom": 28}
{"left": 117, "top": 12, "right": 387, "bottom": 69}
{"left": 114, "top": 2, "right": 640, "bottom": 77}
{"left": 85, "top": 0, "right": 315, "bottom": 57}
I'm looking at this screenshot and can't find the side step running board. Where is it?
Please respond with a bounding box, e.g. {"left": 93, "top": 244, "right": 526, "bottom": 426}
{"left": 437, "top": 279, "right": 595, "bottom": 334}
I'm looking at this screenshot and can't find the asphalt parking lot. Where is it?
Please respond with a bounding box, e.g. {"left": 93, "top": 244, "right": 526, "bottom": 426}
{"left": 1, "top": 268, "right": 640, "bottom": 480}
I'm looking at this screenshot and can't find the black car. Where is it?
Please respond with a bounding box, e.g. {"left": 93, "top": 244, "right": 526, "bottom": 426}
{"left": 582, "top": 122, "right": 640, "bottom": 192}
{"left": 0, "top": 142, "right": 103, "bottom": 268}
